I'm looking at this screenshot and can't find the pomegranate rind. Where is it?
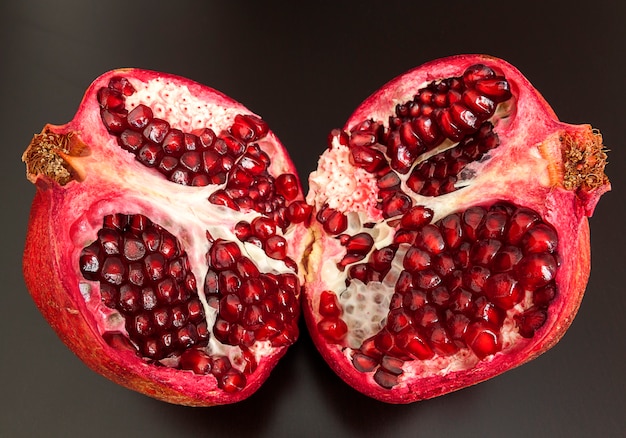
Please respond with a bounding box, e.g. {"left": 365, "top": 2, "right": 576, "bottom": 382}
{"left": 303, "top": 55, "right": 609, "bottom": 403}
{"left": 22, "top": 68, "right": 306, "bottom": 406}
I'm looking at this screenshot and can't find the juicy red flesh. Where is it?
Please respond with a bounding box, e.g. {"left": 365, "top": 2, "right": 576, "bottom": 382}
{"left": 233, "top": 217, "right": 296, "bottom": 269}
{"left": 313, "top": 65, "right": 564, "bottom": 390}
{"left": 79, "top": 214, "right": 208, "bottom": 360}
{"left": 329, "top": 202, "right": 559, "bottom": 387}
{"left": 317, "top": 291, "right": 348, "bottom": 343}
{"left": 79, "top": 75, "right": 307, "bottom": 394}
{"left": 97, "top": 76, "right": 300, "bottom": 226}
{"left": 204, "top": 239, "right": 301, "bottom": 348}
{"left": 342, "top": 64, "right": 511, "bottom": 217}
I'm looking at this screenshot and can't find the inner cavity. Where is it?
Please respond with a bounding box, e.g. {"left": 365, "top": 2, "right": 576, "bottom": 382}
{"left": 340, "top": 63, "right": 514, "bottom": 210}
{"left": 97, "top": 74, "right": 307, "bottom": 230}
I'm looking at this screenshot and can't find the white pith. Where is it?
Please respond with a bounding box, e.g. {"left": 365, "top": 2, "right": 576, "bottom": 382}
{"left": 308, "top": 99, "right": 550, "bottom": 377}
{"left": 125, "top": 78, "right": 237, "bottom": 132}
{"left": 307, "top": 137, "right": 382, "bottom": 221}
{"left": 76, "top": 76, "right": 300, "bottom": 372}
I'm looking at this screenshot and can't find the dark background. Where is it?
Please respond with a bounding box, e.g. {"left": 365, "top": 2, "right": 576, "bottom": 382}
{"left": 2, "top": 1, "right": 624, "bottom": 437}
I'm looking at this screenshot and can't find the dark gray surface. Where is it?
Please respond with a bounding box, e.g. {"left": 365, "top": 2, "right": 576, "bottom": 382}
{"left": 2, "top": 1, "right": 624, "bottom": 437}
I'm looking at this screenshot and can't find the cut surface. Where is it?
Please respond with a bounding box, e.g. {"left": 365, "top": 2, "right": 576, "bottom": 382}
{"left": 303, "top": 55, "right": 609, "bottom": 403}
{"left": 23, "top": 69, "right": 311, "bottom": 406}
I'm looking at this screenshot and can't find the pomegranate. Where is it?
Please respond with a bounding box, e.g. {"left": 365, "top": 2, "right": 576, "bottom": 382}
{"left": 303, "top": 55, "right": 610, "bottom": 403}
{"left": 22, "top": 69, "right": 311, "bottom": 406}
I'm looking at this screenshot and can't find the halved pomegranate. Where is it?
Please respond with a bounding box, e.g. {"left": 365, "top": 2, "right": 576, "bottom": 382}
{"left": 22, "top": 69, "right": 311, "bottom": 406}
{"left": 303, "top": 55, "right": 609, "bottom": 403}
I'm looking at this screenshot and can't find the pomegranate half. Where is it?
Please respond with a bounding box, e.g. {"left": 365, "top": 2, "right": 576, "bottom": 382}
{"left": 303, "top": 55, "right": 609, "bottom": 403}
{"left": 22, "top": 69, "right": 311, "bottom": 406}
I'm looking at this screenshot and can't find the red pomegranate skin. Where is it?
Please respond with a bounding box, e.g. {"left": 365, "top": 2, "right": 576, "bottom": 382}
{"left": 23, "top": 69, "right": 309, "bottom": 406}
{"left": 302, "top": 55, "right": 610, "bottom": 403}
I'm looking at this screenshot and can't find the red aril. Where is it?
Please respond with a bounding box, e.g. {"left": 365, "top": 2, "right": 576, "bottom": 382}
{"left": 22, "top": 69, "right": 311, "bottom": 406}
{"left": 303, "top": 55, "right": 609, "bottom": 403}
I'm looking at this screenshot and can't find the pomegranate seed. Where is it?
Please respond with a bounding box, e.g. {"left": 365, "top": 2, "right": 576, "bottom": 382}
{"left": 352, "top": 353, "right": 378, "bottom": 372}
{"left": 239, "top": 154, "right": 266, "bottom": 175}
{"left": 387, "top": 309, "right": 411, "bottom": 333}
{"left": 400, "top": 121, "right": 423, "bottom": 149}
{"left": 464, "top": 321, "right": 501, "bottom": 359}
{"left": 414, "top": 224, "right": 446, "bottom": 254}
{"left": 235, "top": 257, "right": 260, "bottom": 279}
{"left": 369, "top": 246, "right": 397, "bottom": 272}
{"left": 344, "top": 233, "right": 374, "bottom": 254}
{"left": 264, "top": 235, "right": 287, "bottom": 260}
{"left": 286, "top": 201, "right": 312, "bottom": 223}
{"left": 108, "top": 76, "right": 135, "bottom": 96}
{"left": 349, "top": 145, "right": 387, "bottom": 173}
{"left": 450, "top": 102, "right": 479, "bottom": 131}
{"left": 380, "top": 355, "right": 404, "bottom": 375}
{"left": 322, "top": 210, "right": 348, "bottom": 235}
{"left": 439, "top": 213, "right": 463, "bottom": 248}
{"left": 478, "top": 210, "right": 508, "bottom": 239}
{"left": 318, "top": 291, "right": 342, "bottom": 317}
{"left": 101, "top": 257, "right": 125, "bottom": 285}
{"left": 400, "top": 205, "right": 434, "bottom": 230}
{"left": 446, "top": 312, "right": 471, "bottom": 340}
{"left": 142, "top": 119, "right": 170, "bottom": 144}
{"left": 377, "top": 169, "right": 401, "bottom": 190}
{"left": 209, "top": 240, "right": 241, "bottom": 270}
{"left": 462, "top": 64, "right": 496, "bottom": 84}
{"left": 123, "top": 237, "right": 146, "bottom": 261}
{"left": 436, "top": 108, "right": 464, "bottom": 141}
{"left": 275, "top": 173, "right": 299, "bottom": 201}
{"left": 241, "top": 114, "right": 268, "bottom": 138}
{"left": 462, "top": 89, "right": 495, "bottom": 115}
{"left": 220, "top": 370, "right": 247, "bottom": 393}
{"left": 396, "top": 327, "right": 434, "bottom": 360}
{"left": 475, "top": 78, "right": 512, "bottom": 101}
{"left": 432, "top": 253, "right": 455, "bottom": 277}
{"left": 533, "top": 283, "right": 557, "bottom": 306}
{"left": 412, "top": 116, "right": 441, "bottom": 146}
{"left": 251, "top": 216, "right": 276, "bottom": 240}
{"left": 317, "top": 317, "right": 348, "bottom": 344}
{"left": 211, "top": 356, "right": 232, "bottom": 377}
{"left": 484, "top": 273, "right": 524, "bottom": 309}
{"left": 161, "top": 129, "right": 184, "bottom": 156}
{"left": 515, "top": 306, "right": 548, "bottom": 338}
{"left": 234, "top": 221, "right": 252, "bottom": 241}
{"left": 517, "top": 253, "right": 557, "bottom": 288}
{"left": 97, "top": 88, "right": 125, "bottom": 110}
{"left": 373, "top": 369, "right": 399, "bottom": 389}
{"left": 230, "top": 114, "right": 256, "bottom": 142}
{"left": 349, "top": 131, "right": 377, "bottom": 147}
{"left": 388, "top": 140, "right": 416, "bottom": 174}
{"left": 470, "top": 238, "right": 502, "bottom": 266}
{"left": 100, "top": 109, "right": 127, "bottom": 134}
{"left": 382, "top": 191, "right": 412, "bottom": 218}
{"left": 403, "top": 246, "right": 431, "bottom": 272}
{"left": 119, "top": 129, "right": 144, "bottom": 151}
{"left": 462, "top": 206, "right": 486, "bottom": 240}
{"left": 220, "top": 294, "right": 243, "bottom": 323}
{"left": 179, "top": 349, "right": 213, "bottom": 375}
{"left": 221, "top": 134, "right": 246, "bottom": 157}
{"left": 474, "top": 296, "right": 505, "bottom": 327}
{"left": 492, "top": 246, "right": 523, "bottom": 272}
{"left": 195, "top": 127, "right": 216, "bottom": 149}
{"left": 522, "top": 223, "right": 558, "bottom": 253}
